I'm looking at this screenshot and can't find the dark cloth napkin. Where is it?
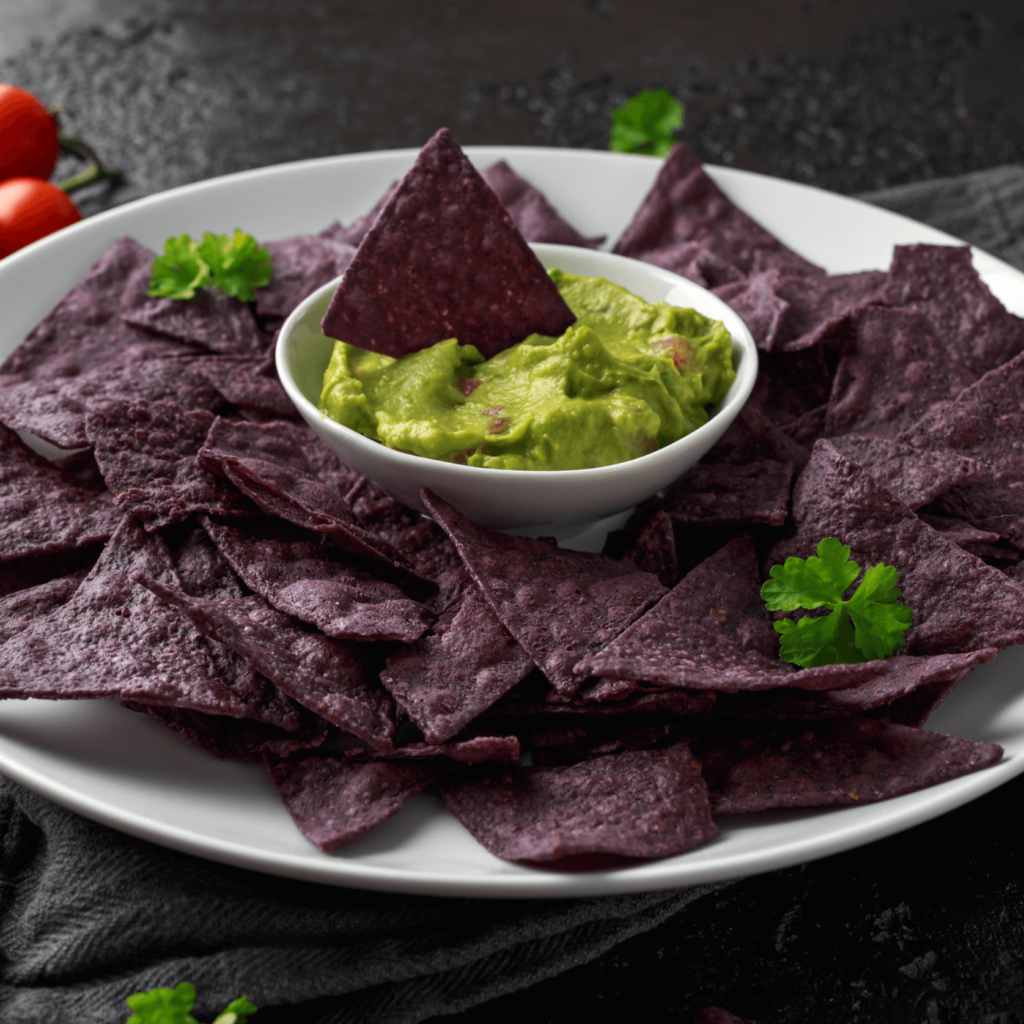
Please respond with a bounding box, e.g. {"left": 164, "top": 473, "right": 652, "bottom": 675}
{"left": 0, "top": 164, "right": 1021, "bottom": 1024}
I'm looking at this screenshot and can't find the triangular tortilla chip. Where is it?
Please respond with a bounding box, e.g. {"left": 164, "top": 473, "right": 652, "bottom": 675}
{"left": 882, "top": 243, "right": 1024, "bottom": 377}
{"left": 380, "top": 582, "right": 535, "bottom": 743}
{"left": 439, "top": 743, "right": 717, "bottom": 862}
{"left": 320, "top": 127, "right": 575, "bottom": 359}
{"left": 0, "top": 516, "right": 252, "bottom": 716}
{"left": 694, "top": 718, "right": 1003, "bottom": 814}
{"left": 613, "top": 144, "right": 821, "bottom": 279}
{"left": 201, "top": 515, "right": 434, "bottom": 643}
{"left": 423, "top": 489, "right": 667, "bottom": 696}
{"left": 481, "top": 160, "right": 601, "bottom": 248}
{"left": 0, "top": 422, "right": 118, "bottom": 562}
{"left": 135, "top": 573, "right": 395, "bottom": 750}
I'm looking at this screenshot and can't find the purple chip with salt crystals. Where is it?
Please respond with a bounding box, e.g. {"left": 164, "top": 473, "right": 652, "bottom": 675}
{"left": 266, "top": 753, "right": 437, "bottom": 851}
{"left": 423, "top": 488, "right": 667, "bottom": 697}
{"left": 86, "top": 398, "right": 249, "bottom": 529}
{"left": 695, "top": 718, "right": 1003, "bottom": 814}
{"left": 201, "top": 515, "right": 435, "bottom": 643}
{"left": 440, "top": 743, "right": 718, "bottom": 862}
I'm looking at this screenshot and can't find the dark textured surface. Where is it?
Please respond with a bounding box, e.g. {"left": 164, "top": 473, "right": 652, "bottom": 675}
{"left": 4, "top": 0, "right": 1024, "bottom": 217}
{"left": 3, "top": 2, "right": 1024, "bottom": 1022}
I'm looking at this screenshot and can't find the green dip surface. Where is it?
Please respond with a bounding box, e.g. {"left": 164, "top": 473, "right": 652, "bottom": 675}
{"left": 318, "top": 270, "right": 735, "bottom": 471}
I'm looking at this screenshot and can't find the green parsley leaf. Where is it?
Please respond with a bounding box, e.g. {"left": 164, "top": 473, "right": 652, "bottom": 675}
{"left": 148, "top": 229, "right": 272, "bottom": 303}
{"left": 212, "top": 996, "right": 259, "bottom": 1024}
{"left": 126, "top": 985, "right": 258, "bottom": 1024}
{"left": 761, "top": 537, "right": 912, "bottom": 668}
{"left": 609, "top": 88, "right": 684, "bottom": 156}
{"left": 197, "top": 229, "right": 273, "bottom": 302}
{"left": 125, "top": 982, "right": 200, "bottom": 1024}
{"left": 147, "top": 235, "right": 211, "bottom": 300}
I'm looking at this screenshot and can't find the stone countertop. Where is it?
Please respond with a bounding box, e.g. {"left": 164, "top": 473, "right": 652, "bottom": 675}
{"left": 3, "top": 2, "right": 1024, "bottom": 1021}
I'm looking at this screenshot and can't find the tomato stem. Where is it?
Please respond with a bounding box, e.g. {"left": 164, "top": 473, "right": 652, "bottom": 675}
{"left": 55, "top": 134, "right": 121, "bottom": 194}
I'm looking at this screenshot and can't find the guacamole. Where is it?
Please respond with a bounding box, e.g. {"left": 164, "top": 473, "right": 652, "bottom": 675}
{"left": 318, "top": 270, "right": 735, "bottom": 471}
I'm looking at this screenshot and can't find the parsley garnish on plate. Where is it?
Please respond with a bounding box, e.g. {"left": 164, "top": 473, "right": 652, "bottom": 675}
{"left": 609, "top": 88, "right": 684, "bottom": 156}
{"left": 148, "top": 229, "right": 272, "bottom": 302}
{"left": 125, "top": 982, "right": 257, "bottom": 1024}
{"left": 761, "top": 537, "right": 912, "bottom": 668}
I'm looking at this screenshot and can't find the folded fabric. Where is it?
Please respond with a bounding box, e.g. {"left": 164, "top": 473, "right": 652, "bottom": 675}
{"left": 0, "top": 780, "right": 722, "bottom": 1024}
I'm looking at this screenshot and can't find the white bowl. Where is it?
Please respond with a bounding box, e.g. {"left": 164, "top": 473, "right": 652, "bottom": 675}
{"left": 276, "top": 242, "right": 758, "bottom": 533}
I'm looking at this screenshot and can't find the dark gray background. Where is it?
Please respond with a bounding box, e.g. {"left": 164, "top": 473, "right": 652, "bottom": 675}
{"left": 3, "top": 2, "right": 1024, "bottom": 1021}
{"left": 4, "top": 0, "right": 1024, "bottom": 215}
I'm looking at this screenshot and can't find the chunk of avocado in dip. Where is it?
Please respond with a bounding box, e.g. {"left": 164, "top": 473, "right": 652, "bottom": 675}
{"left": 318, "top": 270, "right": 735, "bottom": 471}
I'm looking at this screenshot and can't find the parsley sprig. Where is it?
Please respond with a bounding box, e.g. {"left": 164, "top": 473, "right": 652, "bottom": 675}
{"left": 609, "top": 89, "right": 684, "bottom": 156}
{"left": 761, "top": 537, "right": 912, "bottom": 668}
{"left": 148, "top": 230, "right": 272, "bottom": 302}
{"left": 125, "top": 982, "right": 257, "bottom": 1024}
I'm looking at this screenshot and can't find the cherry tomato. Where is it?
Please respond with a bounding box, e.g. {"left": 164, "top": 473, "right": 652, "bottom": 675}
{"left": 0, "top": 178, "right": 81, "bottom": 258}
{"left": 0, "top": 85, "right": 60, "bottom": 182}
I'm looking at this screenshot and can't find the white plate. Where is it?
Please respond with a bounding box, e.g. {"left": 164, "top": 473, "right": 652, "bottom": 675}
{"left": 1, "top": 147, "right": 1023, "bottom": 898}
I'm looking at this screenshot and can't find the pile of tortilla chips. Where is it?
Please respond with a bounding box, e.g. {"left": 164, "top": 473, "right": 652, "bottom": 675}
{"left": 0, "top": 128, "right": 1018, "bottom": 865}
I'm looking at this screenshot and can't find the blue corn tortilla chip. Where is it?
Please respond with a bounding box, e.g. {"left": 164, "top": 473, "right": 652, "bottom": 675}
{"left": 439, "top": 743, "right": 718, "bottom": 862}
{"left": 530, "top": 713, "right": 691, "bottom": 768}
{"left": 694, "top": 718, "right": 1003, "bottom": 815}
{"left": 422, "top": 488, "right": 667, "bottom": 696}
{"left": 824, "top": 306, "right": 975, "bottom": 439}
{"left": 772, "top": 439, "right": 1024, "bottom": 655}
{"left": 337, "top": 474, "right": 464, "bottom": 584}
{"left": 201, "top": 514, "right": 435, "bottom": 643}
{"left": 167, "top": 524, "right": 302, "bottom": 731}
{"left": 122, "top": 286, "right": 266, "bottom": 357}
{"left": 613, "top": 144, "right": 821, "bottom": 279}
{"left": 1, "top": 237, "right": 200, "bottom": 381}
{"left": 135, "top": 572, "right": 395, "bottom": 750}
{"left": 254, "top": 234, "right": 357, "bottom": 321}
{"left": 714, "top": 268, "right": 886, "bottom": 354}
{"left": 265, "top": 752, "right": 437, "bottom": 852}
{"left": 0, "top": 572, "right": 84, "bottom": 642}
{"left": 636, "top": 239, "right": 744, "bottom": 289}
{"left": 746, "top": 346, "right": 835, "bottom": 432}
{"left": 86, "top": 398, "right": 250, "bottom": 530}
{"left": 827, "top": 434, "right": 982, "bottom": 511}
{"left": 0, "top": 515, "right": 253, "bottom": 716}
{"left": 380, "top": 582, "right": 535, "bottom": 744}
{"left": 890, "top": 350, "right": 1024, "bottom": 548}
{"left": 710, "top": 268, "right": 790, "bottom": 351}
{"left": 661, "top": 460, "right": 794, "bottom": 529}
{"left": 618, "top": 509, "right": 678, "bottom": 589}
{"left": 320, "top": 128, "right": 576, "bottom": 360}
{"left": 916, "top": 514, "right": 1002, "bottom": 549}
{"left": 714, "top": 648, "right": 997, "bottom": 719}
{"left": 194, "top": 353, "right": 297, "bottom": 419}
{"left": 481, "top": 160, "right": 603, "bottom": 248}
{"left": 703, "top": 405, "right": 811, "bottom": 471}
{"left": 345, "top": 734, "right": 521, "bottom": 765}
{"left": 0, "top": 543, "right": 102, "bottom": 598}
{"left": 0, "top": 356, "right": 223, "bottom": 451}
{"left": 197, "top": 417, "right": 432, "bottom": 593}
{"left": 0, "top": 422, "right": 118, "bottom": 562}
{"left": 882, "top": 243, "right": 1024, "bottom": 377}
